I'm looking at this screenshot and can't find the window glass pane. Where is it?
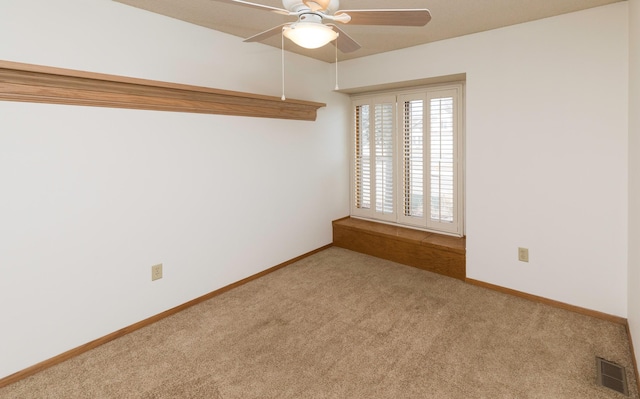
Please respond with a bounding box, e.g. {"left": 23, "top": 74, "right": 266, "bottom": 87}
{"left": 430, "top": 97, "right": 454, "bottom": 223}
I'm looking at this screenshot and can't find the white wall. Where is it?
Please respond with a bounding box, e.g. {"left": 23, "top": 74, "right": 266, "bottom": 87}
{"left": 0, "top": 0, "right": 632, "bottom": 382}
{"left": 338, "top": 3, "right": 629, "bottom": 316}
{"left": 0, "top": 0, "right": 349, "bottom": 379}
{"left": 628, "top": 0, "right": 640, "bottom": 370}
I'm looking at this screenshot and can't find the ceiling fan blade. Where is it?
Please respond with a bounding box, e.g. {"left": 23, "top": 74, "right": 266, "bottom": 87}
{"left": 334, "top": 9, "right": 431, "bottom": 26}
{"left": 244, "top": 24, "right": 290, "bottom": 42}
{"left": 213, "top": 0, "right": 291, "bottom": 16}
{"left": 303, "top": 0, "right": 331, "bottom": 12}
{"left": 327, "top": 24, "right": 361, "bottom": 53}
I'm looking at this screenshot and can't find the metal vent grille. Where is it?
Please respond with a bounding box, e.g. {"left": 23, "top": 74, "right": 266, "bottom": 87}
{"left": 596, "top": 357, "right": 628, "bottom": 396}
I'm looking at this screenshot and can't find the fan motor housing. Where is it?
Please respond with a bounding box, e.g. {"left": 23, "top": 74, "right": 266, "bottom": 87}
{"left": 282, "top": 0, "right": 339, "bottom": 13}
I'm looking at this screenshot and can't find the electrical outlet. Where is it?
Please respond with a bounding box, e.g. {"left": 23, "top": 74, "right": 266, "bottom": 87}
{"left": 151, "top": 263, "right": 163, "bottom": 281}
{"left": 518, "top": 247, "right": 529, "bottom": 263}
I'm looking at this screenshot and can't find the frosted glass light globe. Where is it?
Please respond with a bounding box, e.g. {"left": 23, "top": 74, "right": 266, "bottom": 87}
{"left": 283, "top": 23, "right": 338, "bottom": 49}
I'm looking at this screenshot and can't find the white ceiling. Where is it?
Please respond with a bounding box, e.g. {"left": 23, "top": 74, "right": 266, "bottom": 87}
{"left": 113, "top": 0, "right": 624, "bottom": 63}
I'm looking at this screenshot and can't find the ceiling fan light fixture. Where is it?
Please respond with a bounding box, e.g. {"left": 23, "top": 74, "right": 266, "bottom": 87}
{"left": 283, "top": 23, "right": 337, "bottom": 49}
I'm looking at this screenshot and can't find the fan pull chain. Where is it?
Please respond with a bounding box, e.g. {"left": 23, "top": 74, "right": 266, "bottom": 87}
{"left": 334, "top": 32, "right": 339, "bottom": 90}
{"left": 281, "top": 28, "right": 286, "bottom": 101}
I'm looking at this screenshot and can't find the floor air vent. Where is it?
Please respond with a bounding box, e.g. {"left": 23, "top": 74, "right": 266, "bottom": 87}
{"left": 596, "top": 357, "right": 628, "bottom": 396}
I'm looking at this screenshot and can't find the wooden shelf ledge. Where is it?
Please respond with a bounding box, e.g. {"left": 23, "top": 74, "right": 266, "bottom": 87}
{"left": 332, "top": 217, "right": 466, "bottom": 280}
{"left": 0, "top": 60, "right": 325, "bottom": 121}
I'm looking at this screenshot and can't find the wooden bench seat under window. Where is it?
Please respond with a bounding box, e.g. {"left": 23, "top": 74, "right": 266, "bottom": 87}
{"left": 332, "top": 217, "right": 466, "bottom": 281}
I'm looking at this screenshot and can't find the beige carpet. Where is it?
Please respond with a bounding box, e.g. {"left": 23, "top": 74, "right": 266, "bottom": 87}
{"left": 1, "top": 247, "right": 637, "bottom": 398}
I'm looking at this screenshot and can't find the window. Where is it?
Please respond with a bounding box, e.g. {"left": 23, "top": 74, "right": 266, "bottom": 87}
{"left": 351, "top": 84, "right": 464, "bottom": 236}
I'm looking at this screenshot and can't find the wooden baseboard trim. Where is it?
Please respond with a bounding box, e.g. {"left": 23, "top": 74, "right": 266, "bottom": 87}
{"left": 625, "top": 322, "right": 640, "bottom": 395}
{"left": 465, "top": 278, "right": 627, "bottom": 325}
{"left": 0, "top": 244, "right": 333, "bottom": 389}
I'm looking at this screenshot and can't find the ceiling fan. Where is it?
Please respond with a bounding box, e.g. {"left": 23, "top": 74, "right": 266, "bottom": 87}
{"left": 213, "top": 0, "right": 432, "bottom": 53}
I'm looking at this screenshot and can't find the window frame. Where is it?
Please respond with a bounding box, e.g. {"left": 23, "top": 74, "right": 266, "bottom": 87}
{"left": 349, "top": 83, "right": 465, "bottom": 237}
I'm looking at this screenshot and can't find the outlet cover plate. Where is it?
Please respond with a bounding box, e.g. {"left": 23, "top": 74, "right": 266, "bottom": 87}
{"left": 151, "top": 263, "right": 163, "bottom": 281}
{"left": 518, "top": 247, "right": 529, "bottom": 262}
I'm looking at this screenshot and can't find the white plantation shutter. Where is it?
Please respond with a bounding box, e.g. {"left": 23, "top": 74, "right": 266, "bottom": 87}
{"left": 374, "top": 102, "right": 395, "bottom": 215}
{"left": 427, "top": 89, "right": 460, "bottom": 234}
{"left": 398, "top": 94, "right": 427, "bottom": 226}
{"left": 354, "top": 104, "right": 371, "bottom": 211}
{"left": 351, "top": 84, "right": 463, "bottom": 236}
{"left": 351, "top": 96, "right": 396, "bottom": 222}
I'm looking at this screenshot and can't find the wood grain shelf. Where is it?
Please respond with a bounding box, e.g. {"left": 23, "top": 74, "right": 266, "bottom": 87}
{"left": 0, "top": 60, "right": 325, "bottom": 121}
{"left": 332, "top": 217, "right": 466, "bottom": 280}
